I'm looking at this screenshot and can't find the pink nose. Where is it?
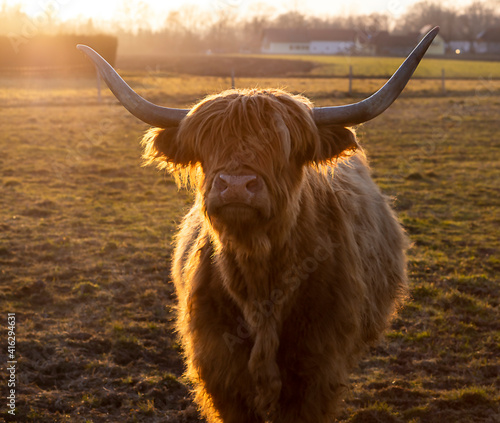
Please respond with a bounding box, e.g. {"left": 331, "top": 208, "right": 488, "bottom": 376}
{"left": 212, "top": 173, "right": 263, "bottom": 204}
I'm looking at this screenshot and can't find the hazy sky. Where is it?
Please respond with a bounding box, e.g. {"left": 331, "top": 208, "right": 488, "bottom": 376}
{"left": 4, "top": 0, "right": 473, "bottom": 27}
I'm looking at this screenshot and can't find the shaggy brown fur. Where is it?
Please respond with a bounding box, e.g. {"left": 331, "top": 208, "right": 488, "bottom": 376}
{"left": 142, "top": 89, "right": 409, "bottom": 422}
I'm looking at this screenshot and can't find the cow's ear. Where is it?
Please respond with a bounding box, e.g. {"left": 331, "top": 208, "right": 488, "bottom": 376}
{"left": 312, "top": 124, "right": 359, "bottom": 163}
{"left": 141, "top": 126, "right": 197, "bottom": 167}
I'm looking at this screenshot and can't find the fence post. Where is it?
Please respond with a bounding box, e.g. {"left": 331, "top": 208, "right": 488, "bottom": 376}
{"left": 231, "top": 69, "right": 235, "bottom": 89}
{"left": 95, "top": 66, "right": 102, "bottom": 102}
{"left": 348, "top": 65, "right": 353, "bottom": 96}
{"left": 441, "top": 68, "right": 446, "bottom": 95}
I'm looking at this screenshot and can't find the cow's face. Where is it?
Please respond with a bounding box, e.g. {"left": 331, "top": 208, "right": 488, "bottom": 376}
{"left": 142, "top": 89, "right": 358, "bottom": 244}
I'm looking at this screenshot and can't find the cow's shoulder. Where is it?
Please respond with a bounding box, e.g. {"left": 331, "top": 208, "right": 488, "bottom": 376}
{"left": 172, "top": 200, "right": 211, "bottom": 294}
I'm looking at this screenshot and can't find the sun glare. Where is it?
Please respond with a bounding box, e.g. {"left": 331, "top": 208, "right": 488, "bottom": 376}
{"left": 5, "top": 0, "right": 233, "bottom": 32}
{"left": 57, "top": 0, "right": 122, "bottom": 22}
{"left": 6, "top": 0, "right": 432, "bottom": 27}
{"left": 2, "top": 0, "right": 477, "bottom": 34}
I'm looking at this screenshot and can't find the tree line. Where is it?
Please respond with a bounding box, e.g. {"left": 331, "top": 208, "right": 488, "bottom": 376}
{"left": 0, "top": 0, "right": 499, "bottom": 55}
{"left": 0, "top": 34, "right": 117, "bottom": 72}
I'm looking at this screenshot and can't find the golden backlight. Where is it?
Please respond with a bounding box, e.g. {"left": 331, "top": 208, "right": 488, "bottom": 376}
{"left": 3, "top": 0, "right": 450, "bottom": 26}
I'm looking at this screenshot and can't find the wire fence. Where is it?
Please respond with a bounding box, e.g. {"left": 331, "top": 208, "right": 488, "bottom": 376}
{"left": 1, "top": 63, "right": 498, "bottom": 103}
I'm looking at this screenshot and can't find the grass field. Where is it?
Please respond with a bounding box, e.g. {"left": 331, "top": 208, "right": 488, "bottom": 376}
{"left": 260, "top": 53, "right": 500, "bottom": 79}
{"left": 113, "top": 52, "right": 500, "bottom": 80}
{"left": 0, "top": 56, "right": 499, "bottom": 422}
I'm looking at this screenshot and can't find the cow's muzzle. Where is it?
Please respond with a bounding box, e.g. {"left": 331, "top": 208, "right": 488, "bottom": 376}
{"left": 215, "top": 174, "right": 262, "bottom": 203}
{"left": 207, "top": 172, "right": 271, "bottom": 222}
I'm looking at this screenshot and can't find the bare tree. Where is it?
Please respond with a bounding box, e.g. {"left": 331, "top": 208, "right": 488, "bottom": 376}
{"left": 0, "top": 3, "right": 27, "bottom": 35}
{"left": 348, "top": 13, "right": 392, "bottom": 41}
{"left": 395, "top": 1, "right": 456, "bottom": 40}
{"left": 116, "top": 0, "right": 154, "bottom": 34}
{"left": 273, "top": 11, "right": 310, "bottom": 29}
{"left": 241, "top": 14, "right": 272, "bottom": 52}
{"left": 459, "top": 0, "right": 498, "bottom": 40}
{"left": 206, "top": 7, "right": 240, "bottom": 53}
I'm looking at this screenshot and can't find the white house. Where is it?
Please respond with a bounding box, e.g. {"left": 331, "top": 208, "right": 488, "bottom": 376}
{"left": 309, "top": 30, "right": 356, "bottom": 55}
{"left": 261, "top": 27, "right": 448, "bottom": 56}
{"left": 261, "top": 29, "right": 310, "bottom": 54}
{"left": 261, "top": 29, "right": 356, "bottom": 55}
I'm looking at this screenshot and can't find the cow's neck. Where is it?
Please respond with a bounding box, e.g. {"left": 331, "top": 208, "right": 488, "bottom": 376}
{"left": 210, "top": 191, "right": 318, "bottom": 419}
{"left": 212, "top": 188, "right": 318, "bottom": 321}
{"left": 214, "top": 233, "right": 274, "bottom": 310}
{"left": 214, "top": 220, "right": 294, "bottom": 304}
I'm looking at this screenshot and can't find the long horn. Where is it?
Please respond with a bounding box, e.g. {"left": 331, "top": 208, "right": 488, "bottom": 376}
{"left": 77, "top": 45, "right": 188, "bottom": 127}
{"left": 313, "top": 26, "right": 439, "bottom": 126}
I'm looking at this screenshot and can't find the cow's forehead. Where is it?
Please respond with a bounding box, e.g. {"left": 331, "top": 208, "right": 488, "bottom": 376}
{"left": 178, "top": 89, "right": 317, "bottom": 163}
{"left": 185, "top": 89, "right": 314, "bottom": 125}
{"left": 198, "top": 127, "right": 292, "bottom": 172}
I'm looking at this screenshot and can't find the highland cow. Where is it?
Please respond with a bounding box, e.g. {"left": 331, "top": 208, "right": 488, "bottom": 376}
{"left": 78, "top": 27, "right": 439, "bottom": 422}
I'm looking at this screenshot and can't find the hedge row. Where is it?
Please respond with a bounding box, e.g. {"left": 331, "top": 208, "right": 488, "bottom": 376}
{"left": 0, "top": 34, "right": 117, "bottom": 73}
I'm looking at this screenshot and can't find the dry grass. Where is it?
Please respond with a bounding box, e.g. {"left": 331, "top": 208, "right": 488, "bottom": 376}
{"left": 0, "top": 65, "right": 499, "bottom": 422}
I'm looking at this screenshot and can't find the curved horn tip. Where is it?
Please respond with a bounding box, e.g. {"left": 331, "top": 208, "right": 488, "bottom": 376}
{"left": 76, "top": 44, "right": 92, "bottom": 53}
{"left": 429, "top": 26, "right": 440, "bottom": 35}
{"left": 423, "top": 26, "right": 440, "bottom": 43}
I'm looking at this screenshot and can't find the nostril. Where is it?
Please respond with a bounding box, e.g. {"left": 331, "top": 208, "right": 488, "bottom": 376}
{"left": 245, "top": 178, "right": 260, "bottom": 193}
{"left": 213, "top": 175, "right": 228, "bottom": 192}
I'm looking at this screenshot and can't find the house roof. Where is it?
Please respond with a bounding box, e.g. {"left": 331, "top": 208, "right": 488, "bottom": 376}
{"left": 262, "top": 29, "right": 309, "bottom": 43}
{"left": 262, "top": 28, "right": 356, "bottom": 44}
{"left": 309, "top": 29, "right": 356, "bottom": 42}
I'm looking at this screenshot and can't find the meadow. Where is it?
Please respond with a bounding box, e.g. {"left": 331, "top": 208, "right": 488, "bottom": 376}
{"left": 261, "top": 53, "right": 500, "bottom": 79}
{"left": 0, "top": 54, "right": 499, "bottom": 422}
